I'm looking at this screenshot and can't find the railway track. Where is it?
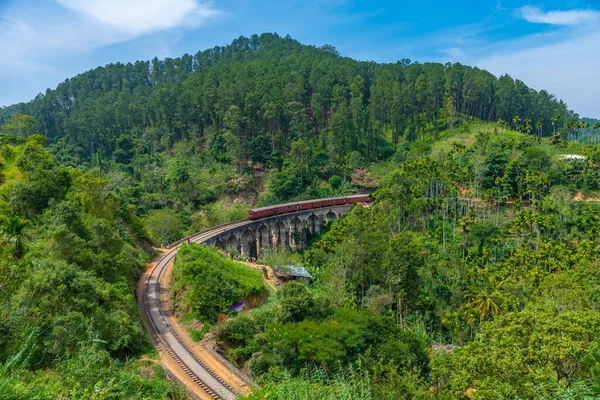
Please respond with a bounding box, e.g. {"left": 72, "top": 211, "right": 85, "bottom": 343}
{"left": 140, "top": 201, "right": 360, "bottom": 398}
{"left": 142, "top": 220, "right": 250, "bottom": 400}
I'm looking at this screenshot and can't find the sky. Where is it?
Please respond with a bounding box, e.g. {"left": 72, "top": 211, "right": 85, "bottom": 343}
{"left": 0, "top": 0, "right": 599, "bottom": 117}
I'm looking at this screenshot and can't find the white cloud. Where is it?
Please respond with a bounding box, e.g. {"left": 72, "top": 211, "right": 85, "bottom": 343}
{"left": 0, "top": 0, "right": 220, "bottom": 73}
{"left": 476, "top": 28, "right": 600, "bottom": 118}
{"left": 473, "top": 6, "right": 600, "bottom": 117}
{"left": 517, "top": 6, "right": 600, "bottom": 26}
{"left": 441, "top": 47, "right": 464, "bottom": 59}
{"left": 55, "top": 0, "right": 219, "bottom": 35}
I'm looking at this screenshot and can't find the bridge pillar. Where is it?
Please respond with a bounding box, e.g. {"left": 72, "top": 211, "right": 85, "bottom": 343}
{"left": 306, "top": 214, "right": 322, "bottom": 234}
{"left": 240, "top": 229, "right": 257, "bottom": 258}
{"left": 257, "top": 225, "right": 270, "bottom": 251}
{"left": 325, "top": 210, "right": 338, "bottom": 224}
{"left": 289, "top": 216, "right": 305, "bottom": 250}
{"left": 272, "top": 221, "right": 287, "bottom": 247}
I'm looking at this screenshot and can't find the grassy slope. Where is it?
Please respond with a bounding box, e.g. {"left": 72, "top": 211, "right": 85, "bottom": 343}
{"left": 0, "top": 145, "right": 23, "bottom": 190}
{"left": 171, "top": 244, "right": 266, "bottom": 321}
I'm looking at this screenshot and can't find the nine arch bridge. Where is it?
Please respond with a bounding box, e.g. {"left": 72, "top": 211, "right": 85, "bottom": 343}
{"left": 204, "top": 204, "right": 352, "bottom": 258}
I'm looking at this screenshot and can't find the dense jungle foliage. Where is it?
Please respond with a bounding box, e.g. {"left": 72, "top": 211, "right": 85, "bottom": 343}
{"left": 0, "top": 136, "right": 183, "bottom": 398}
{"left": 1, "top": 33, "right": 599, "bottom": 398}
{"left": 1, "top": 33, "right": 580, "bottom": 211}
{"left": 211, "top": 123, "right": 600, "bottom": 399}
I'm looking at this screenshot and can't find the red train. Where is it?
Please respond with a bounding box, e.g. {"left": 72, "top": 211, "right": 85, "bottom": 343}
{"left": 248, "top": 194, "right": 371, "bottom": 220}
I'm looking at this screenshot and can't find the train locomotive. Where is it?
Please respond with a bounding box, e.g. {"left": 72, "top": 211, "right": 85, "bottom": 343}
{"left": 248, "top": 194, "right": 371, "bottom": 220}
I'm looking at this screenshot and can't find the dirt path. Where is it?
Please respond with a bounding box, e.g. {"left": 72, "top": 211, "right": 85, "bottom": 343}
{"left": 137, "top": 250, "right": 214, "bottom": 400}
{"left": 238, "top": 261, "right": 279, "bottom": 292}
{"left": 138, "top": 248, "right": 271, "bottom": 398}
{"left": 160, "top": 255, "right": 252, "bottom": 396}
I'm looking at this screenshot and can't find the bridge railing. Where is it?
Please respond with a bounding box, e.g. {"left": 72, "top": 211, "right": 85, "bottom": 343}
{"left": 166, "top": 219, "right": 250, "bottom": 249}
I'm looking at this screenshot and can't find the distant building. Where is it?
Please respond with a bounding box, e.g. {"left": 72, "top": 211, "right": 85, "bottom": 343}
{"left": 274, "top": 265, "right": 312, "bottom": 284}
{"left": 560, "top": 154, "right": 587, "bottom": 161}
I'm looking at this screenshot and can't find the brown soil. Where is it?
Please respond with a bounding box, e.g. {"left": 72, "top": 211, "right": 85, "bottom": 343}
{"left": 574, "top": 192, "right": 600, "bottom": 202}
{"left": 137, "top": 249, "right": 214, "bottom": 400}
{"left": 239, "top": 261, "right": 279, "bottom": 292}
{"left": 160, "top": 254, "right": 252, "bottom": 396}
{"left": 138, "top": 365, "right": 156, "bottom": 380}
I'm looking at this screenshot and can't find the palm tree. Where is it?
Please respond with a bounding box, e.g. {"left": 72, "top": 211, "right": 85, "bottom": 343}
{"left": 525, "top": 117, "right": 532, "bottom": 135}
{"left": 442, "top": 311, "right": 464, "bottom": 344}
{"left": 564, "top": 120, "right": 574, "bottom": 141}
{"left": 580, "top": 121, "right": 590, "bottom": 143}
{"left": 551, "top": 114, "right": 561, "bottom": 134}
{"left": 2, "top": 216, "right": 29, "bottom": 258}
{"left": 536, "top": 118, "right": 543, "bottom": 138}
{"left": 465, "top": 274, "right": 504, "bottom": 320}
{"left": 594, "top": 122, "right": 600, "bottom": 145}
{"left": 512, "top": 116, "right": 521, "bottom": 132}
{"left": 551, "top": 131, "right": 563, "bottom": 146}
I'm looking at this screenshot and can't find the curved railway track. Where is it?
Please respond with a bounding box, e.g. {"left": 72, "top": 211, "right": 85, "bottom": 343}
{"left": 141, "top": 201, "right": 359, "bottom": 398}
{"left": 142, "top": 220, "right": 251, "bottom": 400}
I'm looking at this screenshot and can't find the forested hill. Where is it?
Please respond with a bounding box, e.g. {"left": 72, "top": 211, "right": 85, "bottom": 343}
{"left": 3, "top": 32, "right": 600, "bottom": 399}
{"left": 1, "top": 33, "right": 573, "bottom": 167}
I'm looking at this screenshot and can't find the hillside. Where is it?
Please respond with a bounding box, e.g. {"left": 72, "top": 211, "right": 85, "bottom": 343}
{"left": 2, "top": 33, "right": 573, "bottom": 167}
{"left": 0, "top": 135, "right": 184, "bottom": 398}
{"left": 0, "top": 34, "right": 580, "bottom": 231}
{"left": 1, "top": 33, "right": 599, "bottom": 399}
{"left": 148, "top": 118, "right": 600, "bottom": 399}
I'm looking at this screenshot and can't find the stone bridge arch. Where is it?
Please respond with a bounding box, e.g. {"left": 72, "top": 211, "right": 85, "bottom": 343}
{"left": 289, "top": 216, "right": 305, "bottom": 249}
{"left": 306, "top": 214, "right": 321, "bottom": 234}
{"left": 240, "top": 229, "right": 257, "bottom": 258}
{"left": 325, "top": 210, "right": 338, "bottom": 224}
{"left": 204, "top": 202, "right": 356, "bottom": 256}
{"left": 272, "top": 221, "right": 287, "bottom": 247}
{"left": 225, "top": 234, "right": 239, "bottom": 253}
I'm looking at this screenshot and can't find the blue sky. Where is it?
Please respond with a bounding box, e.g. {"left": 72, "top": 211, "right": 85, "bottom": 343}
{"left": 1, "top": 0, "right": 599, "bottom": 117}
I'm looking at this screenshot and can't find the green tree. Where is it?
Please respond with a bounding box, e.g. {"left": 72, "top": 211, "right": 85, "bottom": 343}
{"left": 383, "top": 233, "right": 423, "bottom": 328}
{"left": 465, "top": 274, "right": 504, "bottom": 320}
{"left": 0, "top": 112, "right": 39, "bottom": 138}
{"left": 470, "top": 222, "right": 500, "bottom": 256}
{"left": 277, "top": 281, "right": 332, "bottom": 324}
{"left": 434, "top": 308, "right": 600, "bottom": 398}
{"left": 1, "top": 216, "right": 29, "bottom": 258}
{"left": 445, "top": 96, "right": 457, "bottom": 131}
{"left": 144, "top": 208, "right": 184, "bottom": 245}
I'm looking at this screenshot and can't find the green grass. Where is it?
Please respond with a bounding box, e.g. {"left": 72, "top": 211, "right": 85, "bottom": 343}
{"left": 0, "top": 144, "right": 23, "bottom": 190}
{"left": 190, "top": 323, "right": 212, "bottom": 342}
{"left": 431, "top": 120, "right": 525, "bottom": 156}
{"left": 171, "top": 244, "right": 266, "bottom": 321}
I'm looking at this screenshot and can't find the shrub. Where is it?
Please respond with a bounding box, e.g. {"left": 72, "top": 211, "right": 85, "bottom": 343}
{"left": 171, "top": 244, "right": 265, "bottom": 322}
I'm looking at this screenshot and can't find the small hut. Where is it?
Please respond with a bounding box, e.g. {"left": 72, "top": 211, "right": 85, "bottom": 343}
{"left": 274, "top": 265, "right": 312, "bottom": 284}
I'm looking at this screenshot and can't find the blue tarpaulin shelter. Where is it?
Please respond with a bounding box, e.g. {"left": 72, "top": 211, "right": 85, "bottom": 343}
{"left": 227, "top": 301, "right": 245, "bottom": 313}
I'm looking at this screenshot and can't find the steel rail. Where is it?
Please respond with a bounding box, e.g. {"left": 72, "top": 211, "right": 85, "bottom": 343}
{"left": 142, "top": 220, "right": 249, "bottom": 399}
{"left": 141, "top": 205, "right": 354, "bottom": 398}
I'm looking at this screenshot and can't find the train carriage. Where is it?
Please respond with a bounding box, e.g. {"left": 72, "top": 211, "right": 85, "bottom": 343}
{"left": 248, "top": 194, "right": 371, "bottom": 220}
{"left": 347, "top": 194, "right": 370, "bottom": 204}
